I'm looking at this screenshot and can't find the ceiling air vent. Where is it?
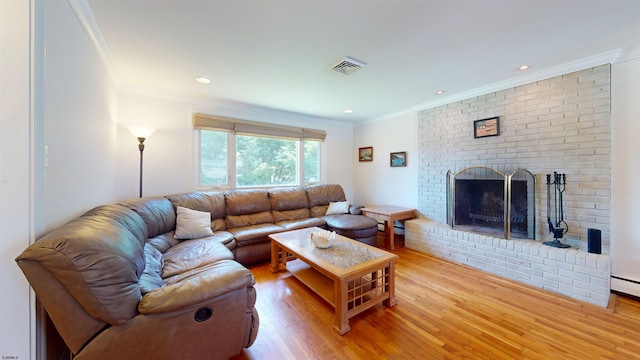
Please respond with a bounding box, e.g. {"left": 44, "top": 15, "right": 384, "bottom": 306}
{"left": 331, "top": 56, "right": 366, "bottom": 75}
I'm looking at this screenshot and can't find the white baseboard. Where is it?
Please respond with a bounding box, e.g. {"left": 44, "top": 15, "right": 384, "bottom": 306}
{"left": 611, "top": 277, "right": 640, "bottom": 298}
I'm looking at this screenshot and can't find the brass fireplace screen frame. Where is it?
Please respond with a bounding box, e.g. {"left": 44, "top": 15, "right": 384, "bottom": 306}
{"left": 446, "top": 166, "right": 536, "bottom": 240}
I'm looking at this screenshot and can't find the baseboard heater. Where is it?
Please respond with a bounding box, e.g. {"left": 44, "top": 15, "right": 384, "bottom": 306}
{"left": 611, "top": 275, "right": 640, "bottom": 298}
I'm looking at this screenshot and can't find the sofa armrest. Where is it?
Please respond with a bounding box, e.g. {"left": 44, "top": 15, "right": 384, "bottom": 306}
{"left": 138, "top": 259, "right": 255, "bottom": 314}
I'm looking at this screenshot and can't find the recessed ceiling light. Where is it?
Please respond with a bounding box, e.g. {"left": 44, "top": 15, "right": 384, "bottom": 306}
{"left": 344, "top": 109, "right": 354, "bottom": 114}
{"left": 196, "top": 77, "right": 211, "bottom": 84}
{"left": 435, "top": 90, "right": 446, "bottom": 95}
{"left": 517, "top": 65, "right": 530, "bottom": 71}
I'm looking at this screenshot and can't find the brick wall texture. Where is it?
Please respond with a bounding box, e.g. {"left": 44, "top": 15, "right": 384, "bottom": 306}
{"left": 417, "top": 65, "right": 611, "bottom": 251}
{"left": 405, "top": 219, "right": 611, "bottom": 307}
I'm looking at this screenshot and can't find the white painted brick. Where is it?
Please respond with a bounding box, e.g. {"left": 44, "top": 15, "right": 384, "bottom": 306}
{"left": 412, "top": 65, "right": 611, "bottom": 307}
{"left": 535, "top": 277, "right": 560, "bottom": 289}
{"left": 544, "top": 272, "right": 575, "bottom": 286}
{"left": 573, "top": 265, "right": 608, "bottom": 279}
{"left": 507, "top": 269, "right": 532, "bottom": 281}
{"left": 591, "top": 293, "right": 610, "bottom": 307}
{"left": 532, "top": 262, "right": 559, "bottom": 274}
{"left": 596, "top": 255, "right": 609, "bottom": 271}
{"left": 529, "top": 244, "right": 541, "bottom": 256}
{"left": 517, "top": 252, "right": 544, "bottom": 264}
{"left": 558, "top": 269, "right": 591, "bottom": 283}
{"left": 485, "top": 251, "right": 507, "bottom": 262}
{"left": 517, "top": 265, "right": 543, "bottom": 278}
{"left": 586, "top": 253, "right": 599, "bottom": 269}
{"left": 575, "top": 252, "right": 587, "bottom": 266}
{"left": 507, "top": 257, "right": 530, "bottom": 267}
{"left": 543, "top": 258, "right": 576, "bottom": 271}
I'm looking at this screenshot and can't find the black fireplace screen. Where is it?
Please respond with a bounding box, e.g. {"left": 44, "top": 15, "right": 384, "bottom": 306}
{"left": 447, "top": 167, "right": 536, "bottom": 240}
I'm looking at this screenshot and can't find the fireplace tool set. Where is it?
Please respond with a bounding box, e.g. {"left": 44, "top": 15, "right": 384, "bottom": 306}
{"left": 544, "top": 171, "right": 570, "bottom": 248}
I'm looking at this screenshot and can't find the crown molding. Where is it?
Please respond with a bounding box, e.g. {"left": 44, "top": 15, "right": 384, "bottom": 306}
{"left": 67, "top": 0, "right": 639, "bottom": 124}
{"left": 613, "top": 45, "right": 640, "bottom": 63}
{"left": 120, "top": 83, "right": 353, "bottom": 128}
{"left": 411, "top": 49, "right": 623, "bottom": 113}
{"left": 68, "top": 0, "right": 121, "bottom": 87}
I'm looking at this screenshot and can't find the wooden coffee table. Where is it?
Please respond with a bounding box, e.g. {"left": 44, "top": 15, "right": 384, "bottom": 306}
{"left": 269, "top": 227, "right": 398, "bottom": 335}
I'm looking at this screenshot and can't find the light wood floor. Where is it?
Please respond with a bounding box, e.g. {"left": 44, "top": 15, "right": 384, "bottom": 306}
{"left": 232, "top": 237, "right": 640, "bottom": 360}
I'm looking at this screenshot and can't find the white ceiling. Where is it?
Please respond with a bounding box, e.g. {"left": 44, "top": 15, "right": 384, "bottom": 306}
{"left": 83, "top": 0, "right": 640, "bottom": 123}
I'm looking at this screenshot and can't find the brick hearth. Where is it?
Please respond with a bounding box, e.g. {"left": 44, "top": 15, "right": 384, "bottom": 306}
{"left": 405, "top": 219, "right": 610, "bottom": 307}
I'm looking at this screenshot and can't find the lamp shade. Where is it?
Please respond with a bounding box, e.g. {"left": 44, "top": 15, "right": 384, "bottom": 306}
{"left": 127, "top": 126, "right": 156, "bottom": 139}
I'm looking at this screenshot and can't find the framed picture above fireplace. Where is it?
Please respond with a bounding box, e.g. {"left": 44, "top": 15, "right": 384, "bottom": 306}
{"left": 473, "top": 116, "right": 500, "bottom": 138}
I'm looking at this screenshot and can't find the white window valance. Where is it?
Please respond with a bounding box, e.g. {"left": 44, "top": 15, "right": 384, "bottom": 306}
{"left": 193, "top": 113, "right": 326, "bottom": 141}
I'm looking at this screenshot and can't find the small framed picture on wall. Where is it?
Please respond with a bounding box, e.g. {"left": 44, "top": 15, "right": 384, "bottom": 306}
{"left": 390, "top": 151, "right": 407, "bottom": 167}
{"left": 473, "top": 116, "right": 500, "bottom": 138}
{"left": 359, "top": 146, "right": 373, "bottom": 162}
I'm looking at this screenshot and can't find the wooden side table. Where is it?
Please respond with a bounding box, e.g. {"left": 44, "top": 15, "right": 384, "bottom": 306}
{"left": 360, "top": 205, "right": 416, "bottom": 250}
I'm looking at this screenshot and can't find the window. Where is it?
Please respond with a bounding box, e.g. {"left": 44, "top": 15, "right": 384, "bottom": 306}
{"left": 303, "top": 140, "right": 320, "bottom": 183}
{"left": 200, "top": 130, "right": 228, "bottom": 186}
{"left": 236, "top": 134, "right": 297, "bottom": 186}
{"left": 194, "top": 113, "right": 324, "bottom": 188}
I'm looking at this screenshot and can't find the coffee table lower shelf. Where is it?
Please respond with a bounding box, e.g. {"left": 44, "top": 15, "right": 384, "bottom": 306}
{"left": 269, "top": 227, "right": 398, "bottom": 335}
{"left": 287, "top": 259, "right": 335, "bottom": 306}
{"left": 284, "top": 257, "right": 396, "bottom": 334}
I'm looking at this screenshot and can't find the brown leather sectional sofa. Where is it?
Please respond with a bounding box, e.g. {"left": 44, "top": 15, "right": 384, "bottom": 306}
{"left": 16, "top": 184, "right": 377, "bottom": 359}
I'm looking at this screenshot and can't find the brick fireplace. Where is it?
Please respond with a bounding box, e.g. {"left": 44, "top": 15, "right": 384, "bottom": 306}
{"left": 407, "top": 65, "right": 611, "bottom": 307}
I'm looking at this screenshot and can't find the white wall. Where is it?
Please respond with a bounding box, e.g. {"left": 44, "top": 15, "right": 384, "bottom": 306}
{"left": 116, "top": 92, "right": 194, "bottom": 199}
{"left": 0, "top": 1, "right": 34, "bottom": 358}
{"left": 353, "top": 111, "right": 418, "bottom": 208}
{"left": 115, "top": 91, "right": 355, "bottom": 200}
{"left": 43, "top": 0, "right": 120, "bottom": 231}
{"left": 4, "top": 1, "right": 121, "bottom": 358}
{"left": 611, "top": 57, "right": 640, "bottom": 296}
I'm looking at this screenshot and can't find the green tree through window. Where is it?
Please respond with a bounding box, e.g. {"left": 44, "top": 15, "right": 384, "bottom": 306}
{"left": 237, "top": 135, "right": 297, "bottom": 186}
{"left": 200, "top": 130, "right": 228, "bottom": 186}
{"left": 199, "top": 130, "right": 321, "bottom": 188}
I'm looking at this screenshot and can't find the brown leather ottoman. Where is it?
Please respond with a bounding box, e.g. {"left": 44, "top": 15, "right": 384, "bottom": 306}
{"left": 325, "top": 214, "right": 379, "bottom": 246}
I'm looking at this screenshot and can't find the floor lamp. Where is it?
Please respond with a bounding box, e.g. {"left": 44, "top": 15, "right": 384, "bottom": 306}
{"left": 127, "top": 126, "right": 156, "bottom": 198}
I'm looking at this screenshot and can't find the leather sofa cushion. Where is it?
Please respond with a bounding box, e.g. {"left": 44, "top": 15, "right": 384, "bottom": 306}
{"left": 227, "top": 211, "right": 274, "bottom": 229}
{"left": 268, "top": 187, "right": 309, "bottom": 211}
{"left": 272, "top": 208, "right": 311, "bottom": 223}
{"left": 227, "top": 223, "right": 285, "bottom": 246}
{"left": 325, "top": 214, "right": 379, "bottom": 231}
{"left": 306, "top": 184, "right": 347, "bottom": 217}
{"left": 139, "top": 259, "right": 255, "bottom": 314}
{"left": 139, "top": 243, "right": 164, "bottom": 294}
{"left": 162, "top": 239, "right": 234, "bottom": 278}
{"left": 209, "top": 230, "right": 235, "bottom": 247}
{"left": 85, "top": 204, "right": 149, "bottom": 240}
{"left": 225, "top": 189, "right": 271, "bottom": 215}
{"left": 276, "top": 217, "right": 326, "bottom": 231}
{"left": 146, "top": 232, "right": 180, "bottom": 253}
{"left": 121, "top": 197, "right": 176, "bottom": 238}
{"left": 16, "top": 205, "right": 146, "bottom": 325}
{"left": 166, "top": 191, "right": 227, "bottom": 226}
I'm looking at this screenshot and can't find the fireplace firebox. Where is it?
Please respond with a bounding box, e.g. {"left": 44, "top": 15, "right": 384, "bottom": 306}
{"left": 446, "top": 167, "right": 536, "bottom": 240}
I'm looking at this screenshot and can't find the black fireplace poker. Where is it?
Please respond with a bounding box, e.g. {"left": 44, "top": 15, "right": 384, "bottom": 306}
{"left": 544, "top": 171, "right": 570, "bottom": 248}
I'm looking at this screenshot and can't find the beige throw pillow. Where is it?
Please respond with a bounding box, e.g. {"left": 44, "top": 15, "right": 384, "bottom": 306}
{"left": 174, "top": 206, "right": 214, "bottom": 240}
{"left": 325, "top": 201, "right": 350, "bottom": 215}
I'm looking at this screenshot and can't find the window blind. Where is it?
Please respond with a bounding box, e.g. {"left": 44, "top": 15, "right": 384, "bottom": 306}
{"left": 193, "top": 113, "right": 326, "bottom": 141}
